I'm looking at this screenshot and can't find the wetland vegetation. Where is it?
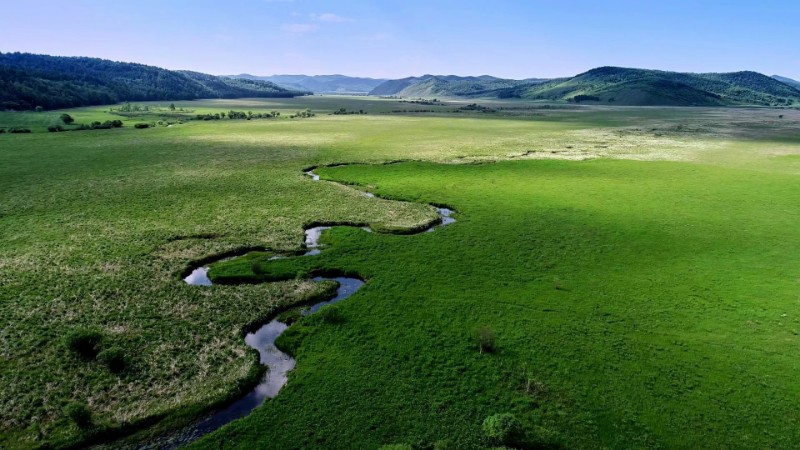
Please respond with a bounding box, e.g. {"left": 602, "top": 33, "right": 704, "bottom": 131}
{"left": 2, "top": 96, "right": 800, "bottom": 449}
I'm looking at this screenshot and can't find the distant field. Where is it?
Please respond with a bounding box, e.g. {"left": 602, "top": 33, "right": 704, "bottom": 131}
{"left": 1, "top": 98, "right": 800, "bottom": 449}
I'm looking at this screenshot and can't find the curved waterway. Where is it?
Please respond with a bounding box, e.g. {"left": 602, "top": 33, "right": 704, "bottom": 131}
{"left": 140, "top": 166, "right": 456, "bottom": 448}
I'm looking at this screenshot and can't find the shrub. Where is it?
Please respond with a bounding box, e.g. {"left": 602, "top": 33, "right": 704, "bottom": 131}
{"left": 8, "top": 127, "right": 31, "bottom": 134}
{"left": 318, "top": 306, "right": 344, "bottom": 324}
{"left": 0, "top": 128, "right": 5, "bottom": 134}
{"left": 482, "top": 413, "right": 522, "bottom": 446}
{"left": 35, "top": 106, "right": 43, "bottom": 112}
{"left": 379, "top": 445, "right": 412, "bottom": 450}
{"left": 59, "top": 113, "right": 74, "bottom": 124}
{"left": 134, "top": 123, "right": 150, "bottom": 129}
{"left": 97, "top": 347, "right": 127, "bottom": 373}
{"left": 65, "top": 329, "right": 103, "bottom": 359}
{"left": 64, "top": 402, "right": 92, "bottom": 429}
{"left": 473, "top": 326, "right": 496, "bottom": 353}
{"left": 47, "top": 125, "right": 64, "bottom": 132}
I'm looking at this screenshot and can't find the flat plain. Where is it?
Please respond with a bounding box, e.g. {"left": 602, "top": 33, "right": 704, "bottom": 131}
{"left": 2, "top": 97, "right": 800, "bottom": 449}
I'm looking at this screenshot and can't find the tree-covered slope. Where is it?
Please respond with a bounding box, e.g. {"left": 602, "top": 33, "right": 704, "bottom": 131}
{"left": 773, "top": 75, "right": 800, "bottom": 89}
{"left": 371, "top": 67, "right": 800, "bottom": 106}
{"left": 369, "top": 75, "right": 548, "bottom": 97}
{"left": 499, "top": 67, "right": 800, "bottom": 106}
{"left": 0, "top": 53, "right": 307, "bottom": 110}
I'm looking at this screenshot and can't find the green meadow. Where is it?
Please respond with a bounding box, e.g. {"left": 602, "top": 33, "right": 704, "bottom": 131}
{"left": 2, "top": 97, "right": 800, "bottom": 449}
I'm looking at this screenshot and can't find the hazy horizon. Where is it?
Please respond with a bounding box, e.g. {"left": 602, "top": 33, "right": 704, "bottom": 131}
{"left": 2, "top": 0, "right": 799, "bottom": 80}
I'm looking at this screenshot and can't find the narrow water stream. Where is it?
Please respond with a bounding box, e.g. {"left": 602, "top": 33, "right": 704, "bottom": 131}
{"left": 143, "top": 166, "right": 456, "bottom": 448}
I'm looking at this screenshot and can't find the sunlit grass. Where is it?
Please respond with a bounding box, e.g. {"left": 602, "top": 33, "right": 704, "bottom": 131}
{"left": 1, "top": 98, "right": 799, "bottom": 448}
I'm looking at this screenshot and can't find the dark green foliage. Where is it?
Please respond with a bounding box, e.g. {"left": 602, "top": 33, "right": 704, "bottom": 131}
{"left": 97, "top": 347, "right": 127, "bottom": 374}
{"left": 473, "top": 326, "right": 496, "bottom": 353}
{"left": 47, "top": 125, "right": 64, "bottom": 132}
{"left": 8, "top": 127, "right": 31, "bottom": 133}
{"left": 59, "top": 113, "right": 74, "bottom": 124}
{"left": 482, "top": 413, "right": 523, "bottom": 446}
{"left": 64, "top": 402, "right": 92, "bottom": 429}
{"left": 570, "top": 94, "right": 600, "bottom": 102}
{"left": 134, "top": 123, "right": 150, "bottom": 129}
{"left": 0, "top": 128, "right": 5, "bottom": 133}
{"left": 0, "top": 52, "right": 307, "bottom": 110}
{"left": 378, "top": 445, "right": 412, "bottom": 450}
{"left": 332, "top": 107, "right": 367, "bottom": 115}
{"left": 317, "top": 306, "right": 345, "bottom": 324}
{"left": 64, "top": 329, "right": 103, "bottom": 359}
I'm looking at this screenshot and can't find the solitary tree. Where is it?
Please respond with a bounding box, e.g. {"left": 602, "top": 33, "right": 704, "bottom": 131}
{"left": 60, "top": 113, "right": 74, "bottom": 125}
{"left": 169, "top": 103, "right": 176, "bottom": 111}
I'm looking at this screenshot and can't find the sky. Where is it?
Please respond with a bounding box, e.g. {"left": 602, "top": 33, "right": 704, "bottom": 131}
{"left": 2, "top": 0, "right": 798, "bottom": 80}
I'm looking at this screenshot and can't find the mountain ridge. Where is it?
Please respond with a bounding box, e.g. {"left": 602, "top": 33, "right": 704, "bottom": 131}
{"left": 0, "top": 52, "right": 308, "bottom": 110}
{"left": 772, "top": 75, "right": 800, "bottom": 89}
{"left": 370, "top": 67, "right": 800, "bottom": 106}
{"left": 227, "top": 74, "right": 387, "bottom": 94}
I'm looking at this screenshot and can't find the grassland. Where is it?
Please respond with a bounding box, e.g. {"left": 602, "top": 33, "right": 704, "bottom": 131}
{"left": 1, "top": 97, "right": 800, "bottom": 449}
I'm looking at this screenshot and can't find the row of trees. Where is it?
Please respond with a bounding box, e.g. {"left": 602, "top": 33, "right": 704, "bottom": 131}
{"left": 194, "top": 110, "right": 283, "bottom": 120}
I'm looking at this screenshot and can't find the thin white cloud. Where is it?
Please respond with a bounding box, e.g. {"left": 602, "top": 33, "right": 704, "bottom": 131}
{"left": 314, "top": 13, "right": 353, "bottom": 23}
{"left": 282, "top": 23, "right": 318, "bottom": 33}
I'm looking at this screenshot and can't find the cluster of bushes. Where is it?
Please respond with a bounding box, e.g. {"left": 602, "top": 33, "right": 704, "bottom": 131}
{"left": 390, "top": 109, "right": 438, "bottom": 113}
{"left": 64, "top": 328, "right": 129, "bottom": 374}
{"left": 290, "top": 109, "right": 315, "bottom": 119}
{"left": 332, "top": 108, "right": 367, "bottom": 115}
{"left": 379, "top": 413, "right": 526, "bottom": 449}
{"left": 4, "top": 127, "right": 31, "bottom": 133}
{"left": 569, "top": 94, "right": 601, "bottom": 103}
{"left": 48, "top": 120, "right": 123, "bottom": 132}
{"left": 194, "top": 110, "right": 282, "bottom": 121}
{"left": 400, "top": 99, "right": 442, "bottom": 105}
{"left": 134, "top": 123, "right": 151, "bottom": 129}
{"left": 458, "top": 103, "right": 497, "bottom": 112}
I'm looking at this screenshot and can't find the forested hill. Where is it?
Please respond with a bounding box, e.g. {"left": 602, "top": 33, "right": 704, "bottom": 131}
{"left": 371, "top": 67, "right": 800, "bottom": 106}
{"left": 368, "top": 75, "right": 549, "bottom": 97}
{"left": 0, "top": 53, "right": 308, "bottom": 110}
{"left": 772, "top": 75, "right": 800, "bottom": 89}
{"left": 500, "top": 67, "right": 800, "bottom": 106}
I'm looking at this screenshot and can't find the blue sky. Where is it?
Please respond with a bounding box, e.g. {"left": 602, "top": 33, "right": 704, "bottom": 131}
{"left": 2, "top": 0, "right": 798, "bottom": 79}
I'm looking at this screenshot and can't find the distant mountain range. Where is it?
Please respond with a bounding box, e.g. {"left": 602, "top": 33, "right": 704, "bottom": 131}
{"left": 228, "top": 74, "right": 387, "bottom": 94}
{"left": 0, "top": 53, "right": 307, "bottom": 110}
{"left": 772, "top": 75, "right": 800, "bottom": 89}
{"left": 370, "top": 67, "right": 800, "bottom": 106}
{"left": 2, "top": 52, "right": 799, "bottom": 109}
{"left": 368, "top": 75, "right": 550, "bottom": 97}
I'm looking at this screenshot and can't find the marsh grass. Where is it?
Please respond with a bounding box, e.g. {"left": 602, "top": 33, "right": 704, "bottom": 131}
{"left": 1, "top": 98, "right": 799, "bottom": 448}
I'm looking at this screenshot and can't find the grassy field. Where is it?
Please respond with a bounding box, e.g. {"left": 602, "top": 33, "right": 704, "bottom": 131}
{"left": 1, "top": 97, "right": 800, "bottom": 448}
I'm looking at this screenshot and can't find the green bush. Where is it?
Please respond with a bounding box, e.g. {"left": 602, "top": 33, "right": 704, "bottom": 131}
{"left": 482, "top": 413, "right": 522, "bottom": 446}
{"left": 65, "top": 329, "right": 103, "bottom": 359}
{"left": 64, "top": 402, "right": 92, "bottom": 429}
{"left": 47, "top": 125, "right": 64, "bottom": 133}
{"left": 473, "top": 326, "right": 496, "bottom": 353}
{"left": 134, "top": 123, "right": 150, "bottom": 129}
{"left": 318, "top": 306, "right": 345, "bottom": 324}
{"left": 97, "top": 347, "right": 127, "bottom": 373}
{"left": 59, "top": 113, "right": 74, "bottom": 124}
{"left": 379, "top": 445, "right": 412, "bottom": 450}
{"left": 8, "top": 127, "right": 31, "bottom": 134}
